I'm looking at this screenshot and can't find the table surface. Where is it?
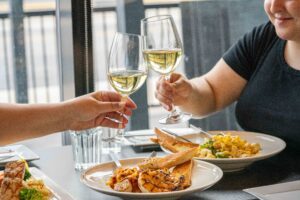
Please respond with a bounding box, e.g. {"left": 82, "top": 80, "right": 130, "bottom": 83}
{"left": 27, "top": 144, "right": 300, "bottom": 200}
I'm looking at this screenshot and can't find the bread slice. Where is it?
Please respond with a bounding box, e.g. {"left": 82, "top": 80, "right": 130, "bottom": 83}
{"left": 172, "top": 160, "right": 193, "bottom": 189}
{"left": 138, "top": 147, "right": 198, "bottom": 170}
{"left": 154, "top": 128, "right": 199, "bottom": 153}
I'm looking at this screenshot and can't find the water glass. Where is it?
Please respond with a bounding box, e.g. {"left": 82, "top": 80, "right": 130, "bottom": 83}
{"left": 101, "top": 128, "right": 122, "bottom": 154}
{"left": 70, "top": 127, "right": 102, "bottom": 171}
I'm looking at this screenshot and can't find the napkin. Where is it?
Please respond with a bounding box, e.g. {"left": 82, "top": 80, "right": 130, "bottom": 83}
{"left": 244, "top": 180, "right": 300, "bottom": 200}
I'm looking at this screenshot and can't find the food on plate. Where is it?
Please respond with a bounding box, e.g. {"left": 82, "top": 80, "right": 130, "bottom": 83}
{"left": 199, "top": 134, "right": 260, "bottom": 158}
{"left": 151, "top": 128, "right": 198, "bottom": 152}
{"left": 0, "top": 160, "right": 52, "bottom": 200}
{"left": 0, "top": 171, "right": 3, "bottom": 186}
{"left": 138, "top": 168, "right": 184, "bottom": 192}
{"left": 107, "top": 167, "right": 141, "bottom": 193}
{"left": 138, "top": 147, "right": 197, "bottom": 170}
{"left": 172, "top": 160, "right": 193, "bottom": 188}
{"left": 153, "top": 128, "right": 261, "bottom": 158}
{"left": 106, "top": 148, "right": 196, "bottom": 193}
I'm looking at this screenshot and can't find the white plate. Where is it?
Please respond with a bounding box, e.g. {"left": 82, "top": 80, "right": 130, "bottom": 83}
{"left": 161, "top": 130, "right": 286, "bottom": 172}
{"left": 30, "top": 167, "right": 75, "bottom": 200}
{"left": 0, "top": 167, "right": 74, "bottom": 200}
{"left": 244, "top": 180, "right": 300, "bottom": 200}
{"left": 80, "top": 158, "right": 223, "bottom": 200}
{"left": 0, "top": 145, "right": 40, "bottom": 167}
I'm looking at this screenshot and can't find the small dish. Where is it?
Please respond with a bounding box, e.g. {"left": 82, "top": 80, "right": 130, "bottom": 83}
{"left": 0, "top": 145, "right": 40, "bottom": 167}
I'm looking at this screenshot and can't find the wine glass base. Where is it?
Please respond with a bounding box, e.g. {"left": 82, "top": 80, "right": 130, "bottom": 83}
{"left": 159, "top": 113, "right": 192, "bottom": 125}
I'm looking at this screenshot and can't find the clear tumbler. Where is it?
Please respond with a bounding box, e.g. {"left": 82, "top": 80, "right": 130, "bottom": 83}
{"left": 70, "top": 127, "right": 102, "bottom": 171}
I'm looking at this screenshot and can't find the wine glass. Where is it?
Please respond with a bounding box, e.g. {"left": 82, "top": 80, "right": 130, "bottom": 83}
{"left": 141, "top": 15, "right": 191, "bottom": 124}
{"left": 107, "top": 32, "right": 148, "bottom": 141}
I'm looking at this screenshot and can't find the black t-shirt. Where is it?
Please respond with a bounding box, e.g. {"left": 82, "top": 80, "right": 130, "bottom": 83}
{"left": 223, "top": 21, "right": 300, "bottom": 151}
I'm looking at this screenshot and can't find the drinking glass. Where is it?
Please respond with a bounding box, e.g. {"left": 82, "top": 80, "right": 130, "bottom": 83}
{"left": 70, "top": 127, "right": 102, "bottom": 171}
{"left": 141, "top": 15, "right": 191, "bottom": 124}
{"left": 107, "top": 32, "right": 148, "bottom": 141}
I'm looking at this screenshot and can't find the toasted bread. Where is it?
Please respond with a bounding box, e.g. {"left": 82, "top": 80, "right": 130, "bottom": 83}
{"left": 138, "top": 147, "right": 198, "bottom": 170}
{"left": 154, "top": 128, "right": 199, "bottom": 153}
{"left": 172, "top": 160, "right": 193, "bottom": 189}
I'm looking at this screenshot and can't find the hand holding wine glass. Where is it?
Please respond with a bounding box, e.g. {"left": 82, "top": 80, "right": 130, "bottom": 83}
{"left": 141, "top": 15, "right": 191, "bottom": 124}
{"left": 107, "top": 32, "right": 148, "bottom": 140}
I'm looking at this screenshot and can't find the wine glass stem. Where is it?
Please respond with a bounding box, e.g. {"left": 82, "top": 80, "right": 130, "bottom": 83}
{"left": 116, "top": 95, "right": 127, "bottom": 138}
{"left": 164, "top": 74, "right": 181, "bottom": 118}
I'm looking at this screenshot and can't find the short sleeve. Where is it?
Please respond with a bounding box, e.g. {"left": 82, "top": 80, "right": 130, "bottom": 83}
{"left": 223, "top": 22, "right": 276, "bottom": 80}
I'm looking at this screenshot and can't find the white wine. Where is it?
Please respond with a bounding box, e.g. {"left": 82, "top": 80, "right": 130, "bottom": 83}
{"left": 143, "top": 49, "right": 182, "bottom": 75}
{"left": 108, "top": 70, "right": 147, "bottom": 96}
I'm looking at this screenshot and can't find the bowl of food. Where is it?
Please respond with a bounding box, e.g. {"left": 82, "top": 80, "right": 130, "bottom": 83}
{"left": 153, "top": 128, "right": 286, "bottom": 172}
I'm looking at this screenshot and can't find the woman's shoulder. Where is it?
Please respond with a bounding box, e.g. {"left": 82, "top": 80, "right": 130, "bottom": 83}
{"left": 249, "top": 21, "right": 278, "bottom": 46}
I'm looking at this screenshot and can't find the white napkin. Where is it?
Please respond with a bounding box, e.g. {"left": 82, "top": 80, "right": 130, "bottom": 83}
{"left": 244, "top": 180, "right": 300, "bottom": 200}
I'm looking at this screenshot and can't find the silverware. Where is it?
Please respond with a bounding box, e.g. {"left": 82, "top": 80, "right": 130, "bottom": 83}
{"left": 161, "top": 128, "right": 193, "bottom": 143}
{"left": 0, "top": 155, "right": 15, "bottom": 162}
{"left": 0, "top": 148, "right": 14, "bottom": 155}
{"left": 124, "top": 133, "right": 155, "bottom": 137}
{"left": 0, "top": 149, "right": 17, "bottom": 162}
{"left": 190, "top": 124, "right": 225, "bottom": 138}
{"left": 109, "top": 150, "right": 122, "bottom": 168}
{"left": 148, "top": 151, "right": 157, "bottom": 158}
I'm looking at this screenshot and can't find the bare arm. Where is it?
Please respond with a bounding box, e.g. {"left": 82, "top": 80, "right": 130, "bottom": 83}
{"left": 156, "top": 58, "right": 247, "bottom": 117}
{"left": 0, "top": 103, "right": 68, "bottom": 144}
{"left": 0, "top": 91, "right": 136, "bottom": 145}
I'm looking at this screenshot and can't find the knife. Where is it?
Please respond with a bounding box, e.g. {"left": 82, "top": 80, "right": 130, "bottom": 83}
{"left": 161, "top": 128, "right": 193, "bottom": 143}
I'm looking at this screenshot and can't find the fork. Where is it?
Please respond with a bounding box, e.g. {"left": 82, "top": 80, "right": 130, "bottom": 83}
{"left": 109, "top": 150, "right": 122, "bottom": 168}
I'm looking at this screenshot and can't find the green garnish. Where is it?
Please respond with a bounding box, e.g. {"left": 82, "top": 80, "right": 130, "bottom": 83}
{"left": 200, "top": 139, "right": 214, "bottom": 150}
{"left": 200, "top": 139, "right": 217, "bottom": 155}
{"left": 215, "top": 152, "right": 229, "bottom": 158}
{"left": 24, "top": 168, "right": 31, "bottom": 181}
{"left": 19, "top": 188, "right": 43, "bottom": 200}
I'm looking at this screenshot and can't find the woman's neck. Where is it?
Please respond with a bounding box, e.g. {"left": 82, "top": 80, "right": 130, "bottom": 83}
{"left": 285, "top": 41, "right": 300, "bottom": 70}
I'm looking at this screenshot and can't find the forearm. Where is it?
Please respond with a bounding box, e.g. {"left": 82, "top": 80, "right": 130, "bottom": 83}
{"left": 179, "top": 59, "right": 247, "bottom": 117}
{"left": 178, "top": 76, "right": 217, "bottom": 117}
{"left": 0, "top": 103, "right": 70, "bottom": 145}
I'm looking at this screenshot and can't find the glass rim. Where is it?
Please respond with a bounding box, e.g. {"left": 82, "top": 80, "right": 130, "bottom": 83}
{"left": 115, "top": 31, "right": 143, "bottom": 38}
{"left": 141, "top": 15, "right": 173, "bottom": 23}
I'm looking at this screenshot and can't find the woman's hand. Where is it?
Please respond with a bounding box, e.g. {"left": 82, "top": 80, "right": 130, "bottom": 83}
{"left": 64, "top": 91, "right": 137, "bottom": 130}
{"left": 155, "top": 73, "right": 193, "bottom": 111}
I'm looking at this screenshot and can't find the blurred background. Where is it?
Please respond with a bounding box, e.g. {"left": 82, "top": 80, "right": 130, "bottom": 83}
{"left": 0, "top": 0, "right": 267, "bottom": 149}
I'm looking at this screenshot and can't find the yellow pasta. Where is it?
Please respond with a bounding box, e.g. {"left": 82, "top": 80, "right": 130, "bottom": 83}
{"left": 197, "top": 133, "right": 261, "bottom": 158}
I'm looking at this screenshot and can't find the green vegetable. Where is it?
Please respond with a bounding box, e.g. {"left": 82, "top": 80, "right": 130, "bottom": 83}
{"left": 24, "top": 168, "right": 31, "bottom": 181}
{"left": 19, "top": 188, "right": 43, "bottom": 200}
{"left": 215, "top": 152, "right": 229, "bottom": 158}
{"left": 200, "top": 139, "right": 214, "bottom": 149}
{"left": 201, "top": 140, "right": 217, "bottom": 155}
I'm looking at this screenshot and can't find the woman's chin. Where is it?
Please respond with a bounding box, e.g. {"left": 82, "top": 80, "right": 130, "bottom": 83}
{"left": 275, "top": 29, "right": 293, "bottom": 41}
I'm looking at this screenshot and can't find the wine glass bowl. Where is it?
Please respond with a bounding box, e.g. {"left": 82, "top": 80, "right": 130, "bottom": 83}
{"left": 143, "top": 49, "right": 183, "bottom": 75}
{"left": 141, "top": 15, "right": 191, "bottom": 124}
{"left": 107, "top": 32, "right": 148, "bottom": 139}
